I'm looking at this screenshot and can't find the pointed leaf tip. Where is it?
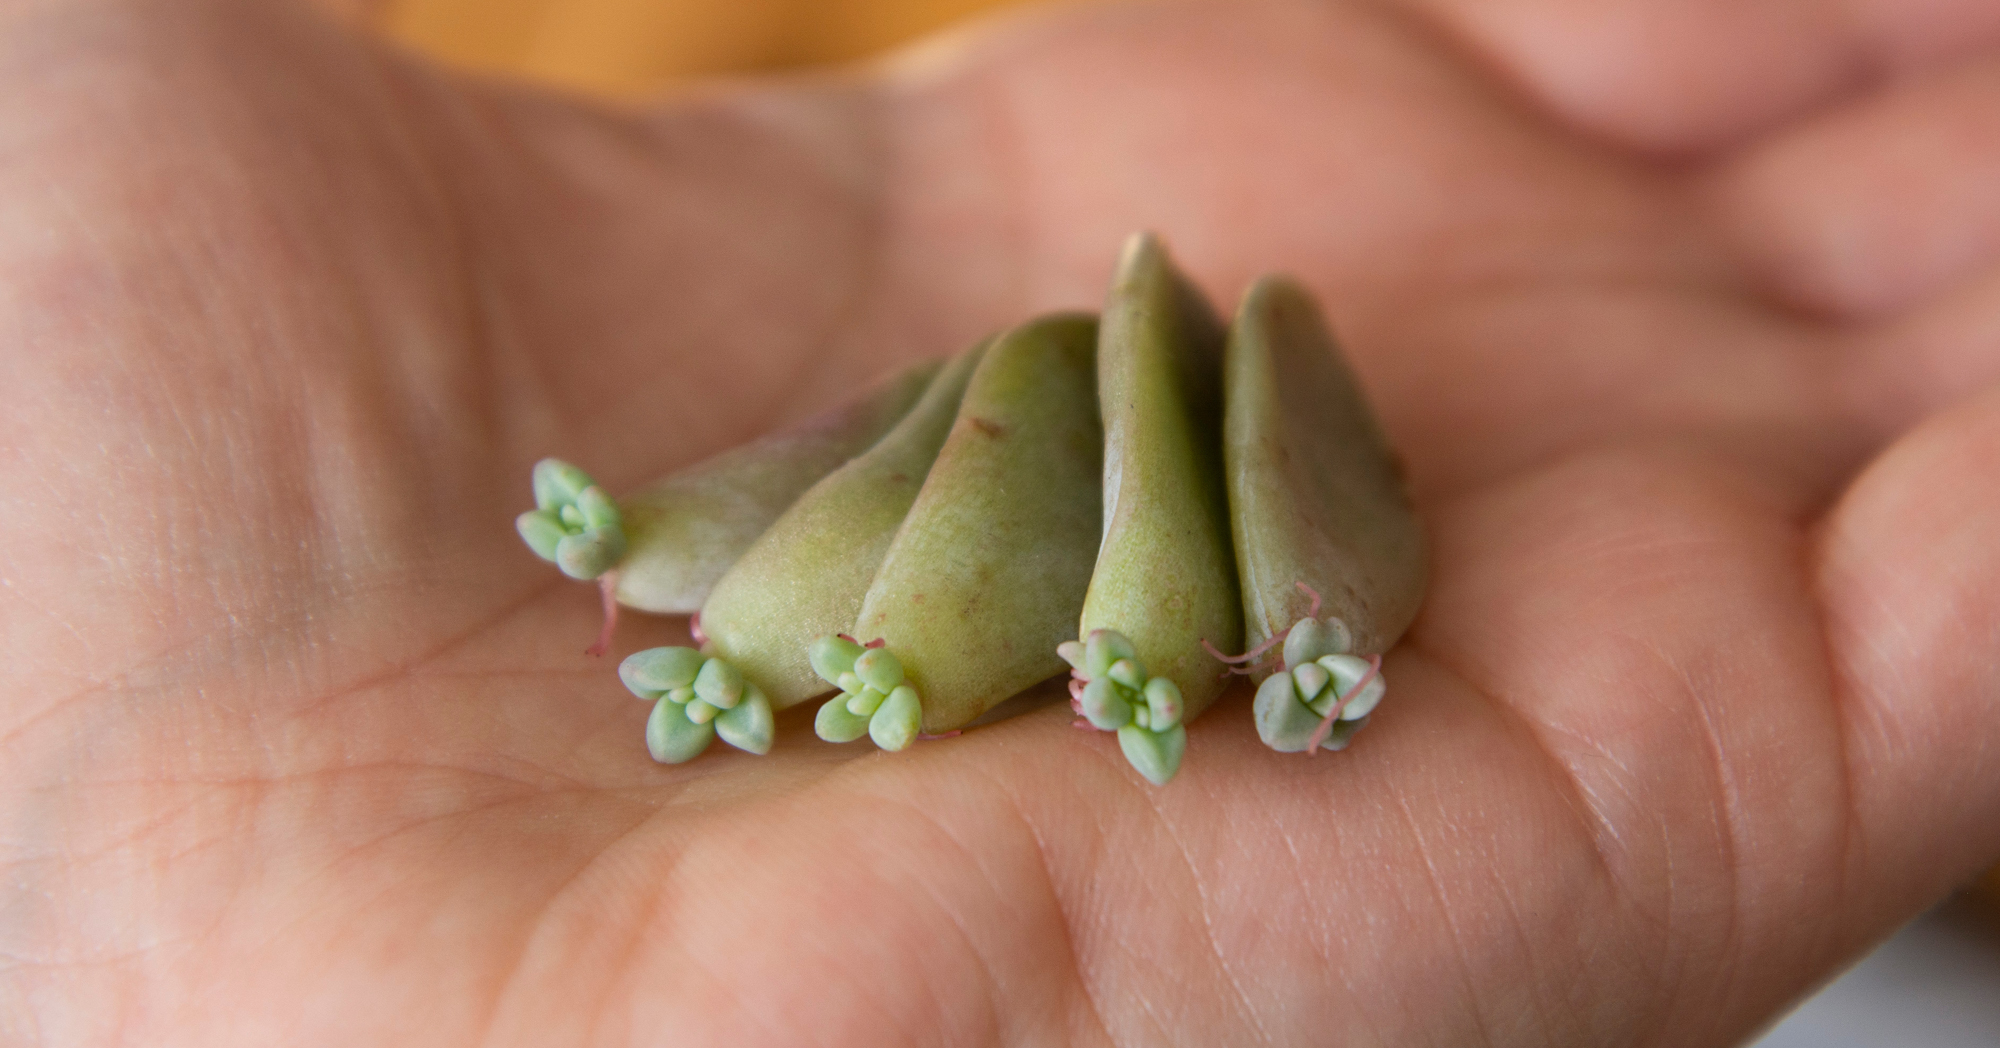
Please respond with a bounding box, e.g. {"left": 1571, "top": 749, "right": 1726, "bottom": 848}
{"left": 1118, "top": 723, "right": 1187, "bottom": 786}
{"left": 716, "top": 688, "right": 775, "bottom": 755}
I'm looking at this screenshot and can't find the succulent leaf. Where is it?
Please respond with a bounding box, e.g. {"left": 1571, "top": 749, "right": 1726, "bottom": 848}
{"left": 847, "top": 314, "right": 1104, "bottom": 735}
{"left": 620, "top": 646, "right": 707, "bottom": 696}
{"left": 870, "top": 685, "right": 922, "bottom": 752}
{"left": 647, "top": 697, "right": 716, "bottom": 763}
{"left": 715, "top": 687, "right": 775, "bottom": 755}
{"left": 815, "top": 696, "right": 872, "bottom": 743}
{"left": 1118, "top": 723, "right": 1188, "bottom": 786}
{"left": 699, "top": 345, "right": 989, "bottom": 709}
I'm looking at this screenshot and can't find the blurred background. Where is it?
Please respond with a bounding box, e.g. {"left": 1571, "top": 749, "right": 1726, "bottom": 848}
{"left": 371, "top": 0, "right": 1027, "bottom": 94}
{"left": 362, "top": 0, "right": 2000, "bottom": 1043}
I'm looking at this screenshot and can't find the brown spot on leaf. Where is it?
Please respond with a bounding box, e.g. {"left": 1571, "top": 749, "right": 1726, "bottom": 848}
{"left": 970, "top": 417, "right": 1006, "bottom": 438}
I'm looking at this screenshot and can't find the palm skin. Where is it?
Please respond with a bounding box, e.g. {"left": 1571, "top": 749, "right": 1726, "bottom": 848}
{"left": 7, "top": 0, "right": 2000, "bottom": 1043}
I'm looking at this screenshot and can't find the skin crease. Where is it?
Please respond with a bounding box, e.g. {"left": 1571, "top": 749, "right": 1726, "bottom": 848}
{"left": 5, "top": 0, "right": 2000, "bottom": 1043}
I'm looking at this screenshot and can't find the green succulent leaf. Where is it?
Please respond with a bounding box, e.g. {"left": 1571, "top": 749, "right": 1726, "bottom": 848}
{"left": 1080, "top": 677, "right": 1133, "bottom": 731}
{"left": 647, "top": 697, "right": 716, "bottom": 763}
{"left": 516, "top": 510, "right": 566, "bottom": 562}
{"left": 853, "top": 647, "right": 904, "bottom": 693}
{"left": 554, "top": 526, "right": 625, "bottom": 581}
{"left": 815, "top": 695, "right": 873, "bottom": 743}
{"left": 619, "top": 646, "right": 706, "bottom": 697}
{"left": 533, "top": 459, "right": 597, "bottom": 511}
{"left": 1143, "top": 676, "right": 1184, "bottom": 731}
{"left": 1224, "top": 275, "right": 1426, "bottom": 664}
{"left": 715, "top": 687, "right": 775, "bottom": 755}
{"left": 1118, "top": 723, "right": 1188, "bottom": 786}
{"left": 847, "top": 315, "right": 1104, "bottom": 734}
{"left": 1291, "top": 661, "right": 1331, "bottom": 706}
{"left": 808, "top": 634, "right": 866, "bottom": 687}
{"left": 611, "top": 359, "right": 941, "bottom": 615}
{"left": 1253, "top": 671, "right": 1321, "bottom": 753}
{"left": 692, "top": 657, "right": 745, "bottom": 710}
{"left": 1282, "top": 617, "right": 1351, "bottom": 670}
{"left": 870, "top": 685, "right": 923, "bottom": 752}
{"left": 696, "top": 347, "right": 986, "bottom": 707}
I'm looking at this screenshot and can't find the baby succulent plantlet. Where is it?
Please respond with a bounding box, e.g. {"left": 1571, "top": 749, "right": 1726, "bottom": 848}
{"left": 1251, "top": 608, "right": 1385, "bottom": 753}
{"left": 518, "top": 459, "right": 626, "bottom": 581}
{"left": 619, "top": 645, "right": 776, "bottom": 763}
{"left": 809, "top": 636, "right": 923, "bottom": 751}
{"left": 1064, "top": 232, "right": 1240, "bottom": 785}
{"left": 818, "top": 313, "right": 1105, "bottom": 747}
{"left": 1058, "top": 629, "right": 1188, "bottom": 785}
{"left": 695, "top": 342, "right": 990, "bottom": 710}
{"left": 516, "top": 359, "right": 939, "bottom": 649}
{"left": 1220, "top": 276, "right": 1427, "bottom": 751}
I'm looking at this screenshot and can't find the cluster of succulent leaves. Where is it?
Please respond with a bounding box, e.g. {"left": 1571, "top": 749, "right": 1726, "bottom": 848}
{"left": 517, "top": 459, "right": 625, "bottom": 581}
{"left": 516, "top": 232, "right": 1429, "bottom": 787}
{"left": 1059, "top": 630, "right": 1187, "bottom": 786}
{"left": 1251, "top": 617, "right": 1384, "bottom": 753}
{"left": 806, "top": 636, "right": 923, "bottom": 751}
{"left": 618, "top": 645, "right": 775, "bottom": 762}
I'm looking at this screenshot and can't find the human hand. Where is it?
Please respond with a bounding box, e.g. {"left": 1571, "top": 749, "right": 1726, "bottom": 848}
{"left": 6, "top": 0, "right": 2000, "bottom": 1043}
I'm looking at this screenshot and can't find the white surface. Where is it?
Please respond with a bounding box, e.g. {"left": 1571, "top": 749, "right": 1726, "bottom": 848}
{"left": 1752, "top": 901, "right": 2000, "bottom": 1048}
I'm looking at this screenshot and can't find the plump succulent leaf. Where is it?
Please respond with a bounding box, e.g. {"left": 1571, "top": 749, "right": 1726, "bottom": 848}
{"left": 1224, "top": 276, "right": 1426, "bottom": 664}
{"left": 714, "top": 687, "right": 776, "bottom": 755}
{"left": 701, "top": 343, "right": 989, "bottom": 708}
{"left": 607, "top": 359, "right": 940, "bottom": 612}
{"left": 1077, "top": 233, "right": 1241, "bottom": 727}
{"left": 847, "top": 313, "right": 1104, "bottom": 735}
{"left": 646, "top": 696, "right": 716, "bottom": 763}
{"left": 1117, "top": 723, "right": 1188, "bottom": 786}
{"left": 619, "top": 646, "right": 707, "bottom": 697}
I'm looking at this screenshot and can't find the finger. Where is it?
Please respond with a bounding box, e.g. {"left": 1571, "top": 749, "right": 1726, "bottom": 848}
{"left": 1703, "top": 55, "right": 2000, "bottom": 319}
{"left": 1816, "top": 383, "right": 2000, "bottom": 925}
{"left": 1408, "top": 0, "right": 2000, "bottom": 153}
{"left": 1838, "top": 264, "right": 2000, "bottom": 440}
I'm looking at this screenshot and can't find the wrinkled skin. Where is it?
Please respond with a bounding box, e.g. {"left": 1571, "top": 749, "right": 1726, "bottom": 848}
{"left": 6, "top": 0, "right": 2000, "bottom": 1044}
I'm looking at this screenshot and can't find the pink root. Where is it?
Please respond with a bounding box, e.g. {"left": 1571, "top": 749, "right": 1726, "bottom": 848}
{"left": 1202, "top": 630, "right": 1288, "bottom": 666}
{"left": 1068, "top": 677, "right": 1087, "bottom": 714}
{"left": 864, "top": 637, "right": 886, "bottom": 649}
{"left": 916, "top": 730, "right": 962, "bottom": 742}
{"left": 1202, "top": 581, "right": 1326, "bottom": 672}
{"left": 689, "top": 609, "right": 708, "bottom": 647}
{"left": 1296, "top": 581, "right": 1323, "bottom": 621}
{"left": 585, "top": 572, "right": 620, "bottom": 657}
{"left": 1307, "top": 654, "right": 1381, "bottom": 756}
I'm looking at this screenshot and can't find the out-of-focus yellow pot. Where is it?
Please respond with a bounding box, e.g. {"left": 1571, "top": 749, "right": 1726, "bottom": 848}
{"left": 373, "top": 0, "right": 1032, "bottom": 95}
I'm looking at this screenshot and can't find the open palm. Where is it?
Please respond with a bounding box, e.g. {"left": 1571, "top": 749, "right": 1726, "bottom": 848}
{"left": 8, "top": 0, "right": 2000, "bottom": 1043}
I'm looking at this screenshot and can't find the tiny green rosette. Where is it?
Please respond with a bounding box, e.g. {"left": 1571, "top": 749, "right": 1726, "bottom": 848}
{"left": 1061, "top": 629, "right": 1189, "bottom": 784}
{"left": 518, "top": 459, "right": 627, "bottom": 581}
{"left": 621, "top": 646, "right": 773, "bottom": 761}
